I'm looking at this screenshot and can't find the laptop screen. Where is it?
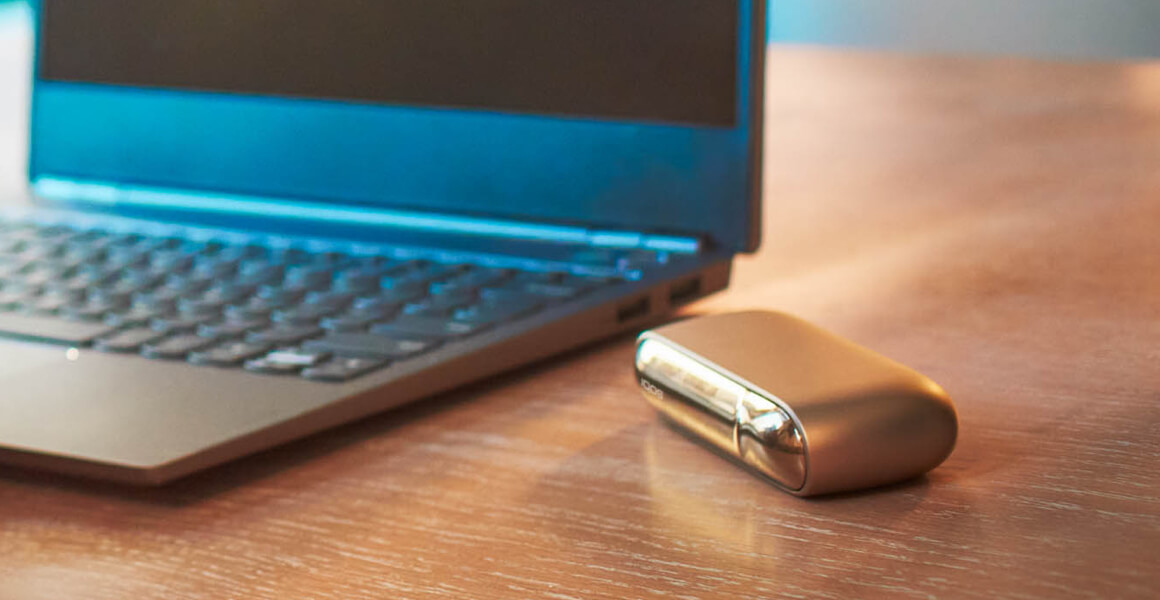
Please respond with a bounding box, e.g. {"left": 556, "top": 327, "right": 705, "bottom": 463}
{"left": 38, "top": 0, "right": 739, "bottom": 127}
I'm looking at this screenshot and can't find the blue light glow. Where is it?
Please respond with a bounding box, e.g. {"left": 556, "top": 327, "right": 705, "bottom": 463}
{"left": 29, "top": 1, "right": 759, "bottom": 253}
{"left": 34, "top": 177, "right": 596, "bottom": 244}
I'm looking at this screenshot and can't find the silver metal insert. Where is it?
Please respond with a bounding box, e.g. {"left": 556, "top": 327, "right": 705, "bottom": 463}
{"left": 636, "top": 339, "right": 807, "bottom": 491}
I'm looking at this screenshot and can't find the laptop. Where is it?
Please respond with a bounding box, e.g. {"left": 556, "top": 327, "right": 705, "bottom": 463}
{"left": 0, "top": 0, "right": 765, "bottom": 485}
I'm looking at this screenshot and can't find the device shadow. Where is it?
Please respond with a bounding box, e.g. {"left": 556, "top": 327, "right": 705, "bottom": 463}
{"left": 511, "top": 416, "right": 944, "bottom": 578}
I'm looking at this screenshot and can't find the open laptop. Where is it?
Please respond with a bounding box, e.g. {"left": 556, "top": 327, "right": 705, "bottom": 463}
{"left": 0, "top": 0, "right": 765, "bottom": 485}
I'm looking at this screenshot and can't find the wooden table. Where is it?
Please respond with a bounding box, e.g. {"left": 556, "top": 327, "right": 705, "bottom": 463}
{"left": 1, "top": 17, "right": 1158, "bottom": 599}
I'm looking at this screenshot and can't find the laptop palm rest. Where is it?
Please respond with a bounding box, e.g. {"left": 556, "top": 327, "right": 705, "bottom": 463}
{"left": 0, "top": 342, "right": 335, "bottom": 482}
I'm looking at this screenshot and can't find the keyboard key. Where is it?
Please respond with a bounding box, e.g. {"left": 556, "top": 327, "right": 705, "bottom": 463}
{"left": 523, "top": 283, "right": 589, "bottom": 299}
{"left": 303, "top": 333, "right": 437, "bottom": 360}
{"left": 0, "top": 239, "right": 25, "bottom": 254}
{"left": 358, "top": 293, "right": 407, "bottom": 311}
{"left": 477, "top": 286, "right": 530, "bottom": 304}
{"left": 77, "top": 233, "right": 118, "bottom": 254}
{"left": 26, "top": 291, "right": 80, "bottom": 315}
{"left": 73, "top": 264, "right": 121, "bottom": 286}
{"left": 356, "top": 287, "right": 427, "bottom": 306}
{"left": 0, "top": 254, "right": 25, "bottom": 272}
{"left": 41, "top": 275, "right": 93, "bottom": 300}
{"left": 192, "top": 256, "right": 240, "bottom": 279}
{"left": 246, "top": 324, "right": 324, "bottom": 346}
{"left": 132, "top": 292, "right": 180, "bottom": 315}
{"left": 197, "top": 316, "right": 268, "bottom": 339}
{"left": 0, "top": 289, "right": 34, "bottom": 311}
{"left": 402, "top": 293, "right": 474, "bottom": 318}
{"left": 303, "top": 291, "right": 356, "bottom": 308}
{"left": 430, "top": 268, "right": 513, "bottom": 295}
{"left": 239, "top": 289, "right": 303, "bottom": 312}
{"left": 95, "top": 328, "right": 167, "bottom": 353}
{"left": 177, "top": 300, "right": 226, "bottom": 319}
{"left": 272, "top": 303, "right": 345, "bottom": 327}
{"left": 526, "top": 275, "right": 614, "bottom": 299}
{"left": 347, "top": 255, "right": 397, "bottom": 270}
{"left": 321, "top": 305, "right": 400, "bottom": 332}
{"left": 151, "top": 314, "right": 217, "bottom": 334}
{"left": 198, "top": 283, "right": 257, "bottom": 306}
{"left": 255, "top": 286, "right": 309, "bottom": 306}
{"left": 308, "top": 251, "right": 351, "bottom": 268}
{"left": 113, "top": 270, "right": 166, "bottom": 293}
{"left": 179, "top": 287, "right": 254, "bottom": 316}
{"left": 0, "top": 312, "right": 117, "bottom": 345}
{"left": 217, "top": 244, "right": 268, "bottom": 262}
{"left": 427, "top": 285, "right": 478, "bottom": 303}
{"left": 351, "top": 295, "right": 405, "bottom": 312}
{"left": 104, "top": 306, "right": 163, "bottom": 328}
{"left": 320, "top": 316, "right": 371, "bottom": 333}
{"left": 235, "top": 262, "right": 285, "bottom": 287}
{"left": 302, "top": 356, "right": 389, "bottom": 382}
{"left": 141, "top": 334, "right": 218, "bottom": 360}
{"left": 223, "top": 301, "right": 276, "bottom": 322}
{"left": 165, "top": 275, "right": 214, "bottom": 296}
{"left": 88, "top": 287, "right": 135, "bottom": 308}
{"left": 149, "top": 252, "right": 195, "bottom": 273}
{"left": 268, "top": 247, "right": 312, "bottom": 265}
{"left": 420, "top": 263, "right": 470, "bottom": 280}
{"left": 136, "top": 237, "right": 185, "bottom": 254}
{"left": 616, "top": 249, "right": 667, "bottom": 271}
{"left": 186, "top": 240, "right": 226, "bottom": 257}
{"left": 20, "top": 265, "right": 72, "bottom": 288}
{"left": 103, "top": 248, "right": 149, "bottom": 271}
{"left": 334, "top": 272, "right": 382, "bottom": 295}
{"left": 380, "top": 263, "right": 463, "bottom": 295}
{"left": 189, "top": 340, "right": 273, "bottom": 367}
{"left": 570, "top": 248, "right": 622, "bottom": 267}
{"left": 54, "top": 250, "right": 101, "bottom": 272}
{"left": 3, "top": 277, "right": 42, "bottom": 293}
{"left": 16, "top": 245, "right": 65, "bottom": 265}
{"left": 509, "top": 270, "right": 566, "bottom": 284}
{"left": 454, "top": 298, "right": 543, "bottom": 326}
{"left": 64, "top": 299, "right": 129, "bottom": 322}
{"left": 334, "top": 263, "right": 404, "bottom": 293}
{"left": 480, "top": 276, "right": 612, "bottom": 303}
{"left": 106, "top": 232, "right": 144, "bottom": 248}
{"left": 371, "top": 316, "right": 488, "bottom": 340}
{"left": 244, "top": 348, "right": 331, "bottom": 375}
{"left": 377, "top": 278, "right": 427, "bottom": 299}
{"left": 285, "top": 266, "right": 334, "bottom": 290}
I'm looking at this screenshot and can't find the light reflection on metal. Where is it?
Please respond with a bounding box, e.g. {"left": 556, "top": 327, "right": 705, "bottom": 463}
{"left": 636, "top": 338, "right": 807, "bottom": 491}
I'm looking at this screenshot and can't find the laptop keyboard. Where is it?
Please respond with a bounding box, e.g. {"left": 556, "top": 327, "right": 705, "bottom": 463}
{"left": 0, "top": 220, "right": 634, "bottom": 382}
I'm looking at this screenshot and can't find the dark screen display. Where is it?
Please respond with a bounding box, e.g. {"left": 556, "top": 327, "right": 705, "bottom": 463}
{"left": 39, "top": 0, "right": 739, "bottom": 126}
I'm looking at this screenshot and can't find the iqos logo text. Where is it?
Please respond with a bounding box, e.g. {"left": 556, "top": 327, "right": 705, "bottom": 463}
{"left": 640, "top": 379, "right": 665, "bottom": 400}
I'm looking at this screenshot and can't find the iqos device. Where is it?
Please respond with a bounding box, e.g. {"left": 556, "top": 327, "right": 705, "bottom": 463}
{"left": 635, "top": 311, "right": 958, "bottom": 497}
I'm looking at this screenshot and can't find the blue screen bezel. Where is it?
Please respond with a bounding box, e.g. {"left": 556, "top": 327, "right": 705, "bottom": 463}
{"left": 28, "top": 0, "right": 764, "bottom": 252}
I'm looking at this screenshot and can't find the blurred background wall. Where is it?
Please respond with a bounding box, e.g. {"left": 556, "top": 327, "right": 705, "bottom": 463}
{"left": 2, "top": 0, "right": 1158, "bottom": 60}
{"left": 770, "top": 0, "right": 1160, "bottom": 59}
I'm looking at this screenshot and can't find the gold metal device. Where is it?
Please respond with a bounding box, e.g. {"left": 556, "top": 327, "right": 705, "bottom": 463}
{"left": 635, "top": 311, "right": 958, "bottom": 496}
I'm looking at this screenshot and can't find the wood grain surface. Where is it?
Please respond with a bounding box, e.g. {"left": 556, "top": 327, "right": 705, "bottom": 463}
{"left": 0, "top": 19, "right": 1158, "bottom": 599}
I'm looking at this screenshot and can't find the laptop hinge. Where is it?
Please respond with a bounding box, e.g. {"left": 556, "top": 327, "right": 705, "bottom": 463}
{"left": 32, "top": 176, "right": 704, "bottom": 255}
